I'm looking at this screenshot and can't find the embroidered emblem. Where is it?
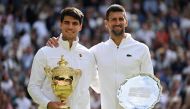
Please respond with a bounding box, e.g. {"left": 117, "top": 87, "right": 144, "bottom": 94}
{"left": 79, "top": 54, "right": 82, "bottom": 57}
{"left": 126, "top": 54, "right": 132, "bottom": 57}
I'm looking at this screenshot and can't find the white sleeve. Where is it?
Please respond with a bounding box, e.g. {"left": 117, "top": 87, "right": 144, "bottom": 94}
{"left": 27, "top": 49, "right": 50, "bottom": 108}
{"left": 89, "top": 47, "right": 100, "bottom": 93}
{"left": 140, "top": 46, "right": 154, "bottom": 75}
{"left": 90, "top": 69, "right": 100, "bottom": 94}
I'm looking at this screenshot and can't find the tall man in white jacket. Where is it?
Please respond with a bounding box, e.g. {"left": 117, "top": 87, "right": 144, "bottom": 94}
{"left": 28, "top": 7, "right": 99, "bottom": 109}
{"left": 90, "top": 4, "right": 153, "bottom": 109}
{"left": 47, "top": 4, "right": 154, "bottom": 109}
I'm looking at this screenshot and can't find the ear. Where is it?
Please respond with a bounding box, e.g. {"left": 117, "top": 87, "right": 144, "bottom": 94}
{"left": 79, "top": 24, "right": 83, "bottom": 31}
{"left": 125, "top": 20, "right": 128, "bottom": 27}
{"left": 104, "top": 20, "right": 108, "bottom": 29}
{"left": 60, "top": 21, "right": 62, "bottom": 28}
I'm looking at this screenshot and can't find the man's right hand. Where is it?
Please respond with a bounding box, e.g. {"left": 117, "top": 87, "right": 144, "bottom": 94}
{"left": 46, "top": 37, "right": 59, "bottom": 48}
{"left": 47, "top": 101, "right": 65, "bottom": 109}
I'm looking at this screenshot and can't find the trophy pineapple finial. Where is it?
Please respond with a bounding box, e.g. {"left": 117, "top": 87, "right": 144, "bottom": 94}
{"left": 58, "top": 55, "right": 68, "bottom": 66}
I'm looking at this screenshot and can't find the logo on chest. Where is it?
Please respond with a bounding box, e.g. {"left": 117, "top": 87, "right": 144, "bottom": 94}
{"left": 126, "top": 54, "right": 132, "bottom": 57}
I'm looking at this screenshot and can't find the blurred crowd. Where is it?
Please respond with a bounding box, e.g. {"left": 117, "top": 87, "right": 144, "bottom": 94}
{"left": 0, "top": 0, "right": 190, "bottom": 109}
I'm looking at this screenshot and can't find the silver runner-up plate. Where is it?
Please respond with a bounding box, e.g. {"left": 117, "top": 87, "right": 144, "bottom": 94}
{"left": 117, "top": 73, "right": 162, "bottom": 109}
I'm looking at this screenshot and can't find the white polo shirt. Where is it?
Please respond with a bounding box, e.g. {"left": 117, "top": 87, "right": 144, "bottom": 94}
{"left": 90, "top": 33, "right": 154, "bottom": 109}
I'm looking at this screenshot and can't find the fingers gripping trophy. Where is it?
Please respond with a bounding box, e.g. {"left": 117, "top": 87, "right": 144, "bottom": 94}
{"left": 44, "top": 56, "right": 81, "bottom": 109}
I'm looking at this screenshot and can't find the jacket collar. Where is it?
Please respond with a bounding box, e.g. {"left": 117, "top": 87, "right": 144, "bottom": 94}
{"left": 58, "top": 33, "right": 79, "bottom": 50}
{"left": 107, "top": 33, "right": 132, "bottom": 48}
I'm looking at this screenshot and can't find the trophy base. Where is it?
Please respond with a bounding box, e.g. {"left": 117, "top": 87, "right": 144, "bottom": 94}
{"left": 59, "top": 105, "right": 70, "bottom": 109}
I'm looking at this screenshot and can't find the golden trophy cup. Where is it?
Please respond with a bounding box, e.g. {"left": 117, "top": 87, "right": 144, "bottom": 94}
{"left": 44, "top": 56, "right": 81, "bottom": 109}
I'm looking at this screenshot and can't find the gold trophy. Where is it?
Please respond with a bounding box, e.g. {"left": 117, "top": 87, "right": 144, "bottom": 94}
{"left": 44, "top": 56, "right": 81, "bottom": 109}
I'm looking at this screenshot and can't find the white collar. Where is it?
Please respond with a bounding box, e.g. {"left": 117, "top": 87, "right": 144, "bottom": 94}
{"left": 58, "top": 33, "right": 79, "bottom": 50}
{"left": 107, "top": 33, "right": 132, "bottom": 48}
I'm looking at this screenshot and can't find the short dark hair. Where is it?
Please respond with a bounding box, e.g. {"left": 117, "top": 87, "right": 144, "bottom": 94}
{"left": 106, "top": 4, "right": 126, "bottom": 20}
{"left": 60, "top": 7, "right": 84, "bottom": 24}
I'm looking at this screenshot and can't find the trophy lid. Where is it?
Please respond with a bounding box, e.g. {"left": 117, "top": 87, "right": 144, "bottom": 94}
{"left": 51, "top": 56, "right": 73, "bottom": 77}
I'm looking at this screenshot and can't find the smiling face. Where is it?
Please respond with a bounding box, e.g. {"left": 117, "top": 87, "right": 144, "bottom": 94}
{"left": 105, "top": 11, "right": 128, "bottom": 37}
{"left": 59, "top": 7, "right": 84, "bottom": 41}
{"left": 60, "top": 16, "right": 82, "bottom": 41}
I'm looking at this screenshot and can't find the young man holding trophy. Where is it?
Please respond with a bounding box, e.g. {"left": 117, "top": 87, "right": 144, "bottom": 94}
{"left": 28, "top": 7, "right": 99, "bottom": 109}
{"left": 47, "top": 4, "right": 162, "bottom": 109}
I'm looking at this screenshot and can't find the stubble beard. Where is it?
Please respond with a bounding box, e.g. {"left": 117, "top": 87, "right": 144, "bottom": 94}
{"left": 111, "top": 29, "right": 124, "bottom": 36}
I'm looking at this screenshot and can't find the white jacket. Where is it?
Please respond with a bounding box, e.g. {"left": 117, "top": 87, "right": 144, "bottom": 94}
{"left": 28, "top": 35, "right": 99, "bottom": 109}
{"left": 90, "top": 33, "right": 154, "bottom": 109}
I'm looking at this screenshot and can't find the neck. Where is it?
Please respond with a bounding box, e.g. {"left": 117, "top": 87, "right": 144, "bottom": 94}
{"left": 62, "top": 37, "right": 76, "bottom": 48}
{"left": 111, "top": 33, "right": 125, "bottom": 46}
{"left": 68, "top": 40, "right": 73, "bottom": 48}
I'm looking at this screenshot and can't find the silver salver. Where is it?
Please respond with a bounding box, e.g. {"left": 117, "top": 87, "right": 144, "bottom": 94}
{"left": 117, "top": 73, "right": 162, "bottom": 109}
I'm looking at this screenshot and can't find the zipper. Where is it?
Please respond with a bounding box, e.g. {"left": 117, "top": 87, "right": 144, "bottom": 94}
{"left": 115, "top": 45, "right": 120, "bottom": 109}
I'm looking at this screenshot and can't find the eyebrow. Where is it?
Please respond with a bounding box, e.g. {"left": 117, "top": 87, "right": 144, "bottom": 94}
{"left": 63, "top": 20, "right": 79, "bottom": 23}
